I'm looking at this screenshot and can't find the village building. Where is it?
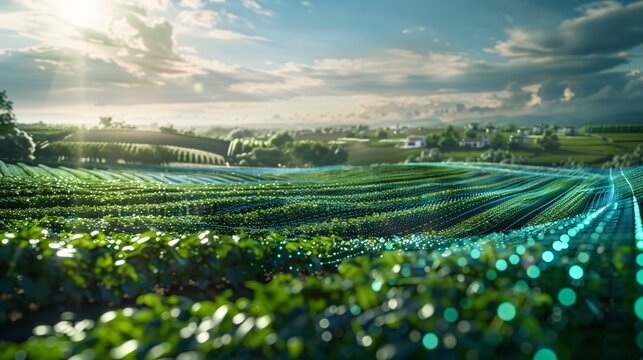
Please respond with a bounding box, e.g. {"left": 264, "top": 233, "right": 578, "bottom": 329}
{"left": 459, "top": 137, "right": 489, "bottom": 149}
{"left": 399, "top": 135, "right": 427, "bottom": 149}
{"left": 509, "top": 135, "right": 529, "bottom": 147}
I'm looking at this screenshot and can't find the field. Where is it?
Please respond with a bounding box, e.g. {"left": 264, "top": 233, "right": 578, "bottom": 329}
{"left": 339, "top": 131, "right": 640, "bottom": 166}
{"left": 0, "top": 161, "right": 641, "bottom": 358}
{"left": 65, "top": 130, "right": 230, "bottom": 159}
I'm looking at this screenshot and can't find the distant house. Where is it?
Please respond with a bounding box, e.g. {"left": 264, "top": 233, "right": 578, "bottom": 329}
{"left": 509, "top": 135, "right": 529, "bottom": 147}
{"left": 485, "top": 126, "right": 499, "bottom": 134}
{"left": 517, "top": 128, "right": 531, "bottom": 136}
{"left": 399, "top": 135, "right": 427, "bottom": 149}
{"left": 562, "top": 126, "right": 578, "bottom": 136}
{"left": 459, "top": 137, "right": 489, "bottom": 149}
{"left": 532, "top": 126, "right": 544, "bottom": 135}
{"left": 465, "top": 122, "right": 480, "bottom": 131}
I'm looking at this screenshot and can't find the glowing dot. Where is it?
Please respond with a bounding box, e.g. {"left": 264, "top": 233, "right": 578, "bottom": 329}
{"left": 559, "top": 234, "right": 570, "bottom": 243}
{"left": 422, "top": 333, "right": 439, "bottom": 350}
{"left": 542, "top": 251, "right": 554, "bottom": 263}
{"left": 443, "top": 307, "right": 458, "bottom": 323}
{"left": 577, "top": 252, "right": 590, "bottom": 263}
{"left": 471, "top": 248, "right": 480, "bottom": 259}
{"left": 193, "top": 82, "right": 204, "bottom": 94}
{"left": 637, "top": 270, "right": 643, "bottom": 286}
{"left": 634, "top": 297, "right": 643, "bottom": 320}
{"left": 371, "top": 280, "right": 383, "bottom": 292}
{"left": 534, "top": 348, "right": 557, "bottom": 360}
{"left": 637, "top": 253, "right": 643, "bottom": 267}
{"left": 486, "top": 269, "right": 497, "bottom": 281}
{"left": 527, "top": 265, "right": 540, "bottom": 279}
{"left": 457, "top": 257, "right": 468, "bottom": 267}
{"left": 497, "top": 302, "right": 516, "bottom": 321}
{"left": 557, "top": 288, "right": 576, "bottom": 306}
{"left": 569, "top": 265, "right": 584, "bottom": 280}
{"left": 495, "top": 259, "right": 508, "bottom": 271}
{"left": 509, "top": 254, "right": 520, "bottom": 265}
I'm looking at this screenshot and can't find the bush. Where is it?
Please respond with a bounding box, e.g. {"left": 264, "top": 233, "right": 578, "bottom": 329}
{"left": 0, "top": 128, "right": 35, "bottom": 160}
{"left": 475, "top": 149, "right": 525, "bottom": 164}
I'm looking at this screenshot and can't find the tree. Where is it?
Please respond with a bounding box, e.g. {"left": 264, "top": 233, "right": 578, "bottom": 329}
{"left": 99, "top": 116, "right": 113, "bottom": 129}
{"left": 375, "top": 129, "right": 388, "bottom": 139}
{"left": 0, "top": 90, "right": 17, "bottom": 135}
{"left": 406, "top": 148, "right": 443, "bottom": 163}
{"left": 160, "top": 124, "right": 179, "bottom": 134}
{"left": 465, "top": 130, "right": 478, "bottom": 139}
{"left": 251, "top": 147, "right": 287, "bottom": 167}
{"left": 489, "top": 134, "right": 505, "bottom": 149}
{"left": 502, "top": 124, "right": 517, "bottom": 132}
{"left": 226, "top": 128, "right": 254, "bottom": 140}
{"left": 537, "top": 130, "right": 560, "bottom": 150}
{"left": 476, "top": 149, "right": 525, "bottom": 164}
{"left": 268, "top": 132, "right": 294, "bottom": 148}
{"left": 0, "top": 128, "right": 36, "bottom": 160}
{"left": 0, "top": 91, "right": 35, "bottom": 160}
{"left": 291, "top": 141, "right": 347, "bottom": 167}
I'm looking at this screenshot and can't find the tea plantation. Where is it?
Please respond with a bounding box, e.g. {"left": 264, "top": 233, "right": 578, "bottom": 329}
{"left": 0, "top": 161, "right": 641, "bottom": 359}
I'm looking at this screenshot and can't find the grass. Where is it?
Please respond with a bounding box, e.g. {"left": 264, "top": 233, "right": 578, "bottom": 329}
{"left": 342, "top": 132, "right": 641, "bottom": 166}
{"left": 66, "top": 130, "right": 230, "bottom": 157}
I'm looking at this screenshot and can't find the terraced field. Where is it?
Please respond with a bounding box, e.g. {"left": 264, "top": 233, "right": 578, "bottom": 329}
{"left": 0, "top": 162, "right": 641, "bottom": 359}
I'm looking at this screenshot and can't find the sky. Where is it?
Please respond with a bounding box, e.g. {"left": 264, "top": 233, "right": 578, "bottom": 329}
{"left": 0, "top": 0, "right": 642, "bottom": 128}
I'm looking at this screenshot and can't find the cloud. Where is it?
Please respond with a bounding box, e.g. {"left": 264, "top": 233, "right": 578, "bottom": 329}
{"left": 178, "top": 9, "right": 220, "bottom": 28}
{"left": 242, "top": 0, "right": 272, "bottom": 17}
{"left": 205, "top": 29, "right": 267, "bottom": 41}
{"left": 180, "top": 0, "right": 202, "bottom": 10}
{"left": 402, "top": 26, "right": 425, "bottom": 34}
{"left": 493, "top": 1, "right": 643, "bottom": 57}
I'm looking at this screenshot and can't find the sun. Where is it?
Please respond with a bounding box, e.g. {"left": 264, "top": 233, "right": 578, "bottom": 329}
{"left": 45, "top": 0, "right": 110, "bottom": 29}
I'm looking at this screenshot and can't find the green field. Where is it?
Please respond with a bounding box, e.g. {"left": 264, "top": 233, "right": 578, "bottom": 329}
{"left": 65, "top": 130, "right": 230, "bottom": 159}
{"left": 1, "top": 161, "right": 642, "bottom": 358}
{"left": 341, "top": 132, "right": 641, "bottom": 166}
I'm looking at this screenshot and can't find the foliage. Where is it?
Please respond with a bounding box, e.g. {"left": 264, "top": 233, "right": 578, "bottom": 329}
{"left": 227, "top": 128, "right": 255, "bottom": 140}
{"left": 0, "top": 162, "right": 641, "bottom": 358}
{"left": 489, "top": 134, "right": 506, "bottom": 149}
{"left": 291, "top": 141, "right": 348, "bottom": 167}
{"left": 375, "top": 129, "right": 388, "bottom": 139}
{"left": 585, "top": 124, "right": 643, "bottom": 133}
{"left": 0, "top": 90, "right": 16, "bottom": 135}
{"left": 536, "top": 130, "right": 560, "bottom": 150}
{"left": 475, "top": 149, "right": 526, "bottom": 164}
{"left": 405, "top": 148, "right": 443, "bottom": 163}
{"left": 0, "top": 128, "right": 36, "bottom": 160}
{"left": 35, "top": 142, "right": 224, "bottom": 165}
{"left": 268, "top": 132, "right": 294, "bottom": 148}
{"left": 602, "top": 144, "right": 642, "bottom": 168}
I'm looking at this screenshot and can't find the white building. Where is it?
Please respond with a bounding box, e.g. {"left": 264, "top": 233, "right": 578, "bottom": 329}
{"left": 532, "top": 126, "right": 544, "bottom": 135}
{"left": 399, "top": 135, "right": 427, "bottom": 149}
{"left": 562, "top": 126, "right": 578, "bottom": 136}
{"left": 485, "top": 127, "right": 499, "bottom": 134}
{"left": 509, "top": 135, "right": 529, "bottom": 147}
{"left": 459, "top": 137, "right": 489, "bottom": 149}
{"left": 517, "top": 128, "right": 531, "bottom": 136}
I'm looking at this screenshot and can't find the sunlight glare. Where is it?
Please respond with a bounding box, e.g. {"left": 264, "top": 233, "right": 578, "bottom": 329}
{"left": 46, "top": 0, "right": 110, "bottom": 29}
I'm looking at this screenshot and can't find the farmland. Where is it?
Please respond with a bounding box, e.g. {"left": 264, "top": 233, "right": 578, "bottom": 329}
{"left": 64, "top": 130, "right": 230, "bottom": 158}
{"left": 1, "top": 161, "right": 642, "bottom": 359}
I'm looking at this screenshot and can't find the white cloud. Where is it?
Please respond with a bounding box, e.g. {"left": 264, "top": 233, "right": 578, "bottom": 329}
{"left": 178, "top": 9, "right": 220, "bottom": 28}
{"left": 242, "top": 0, "right": 272, "bottom": 17}
{"left": 205, "top": 29, "right": 267, "bottom": 41}
{"left": 402, "top": 26, "right": 425, "bottom": 34}
{"left": 180, "top": 0, "right": 202, "bottom": 10}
